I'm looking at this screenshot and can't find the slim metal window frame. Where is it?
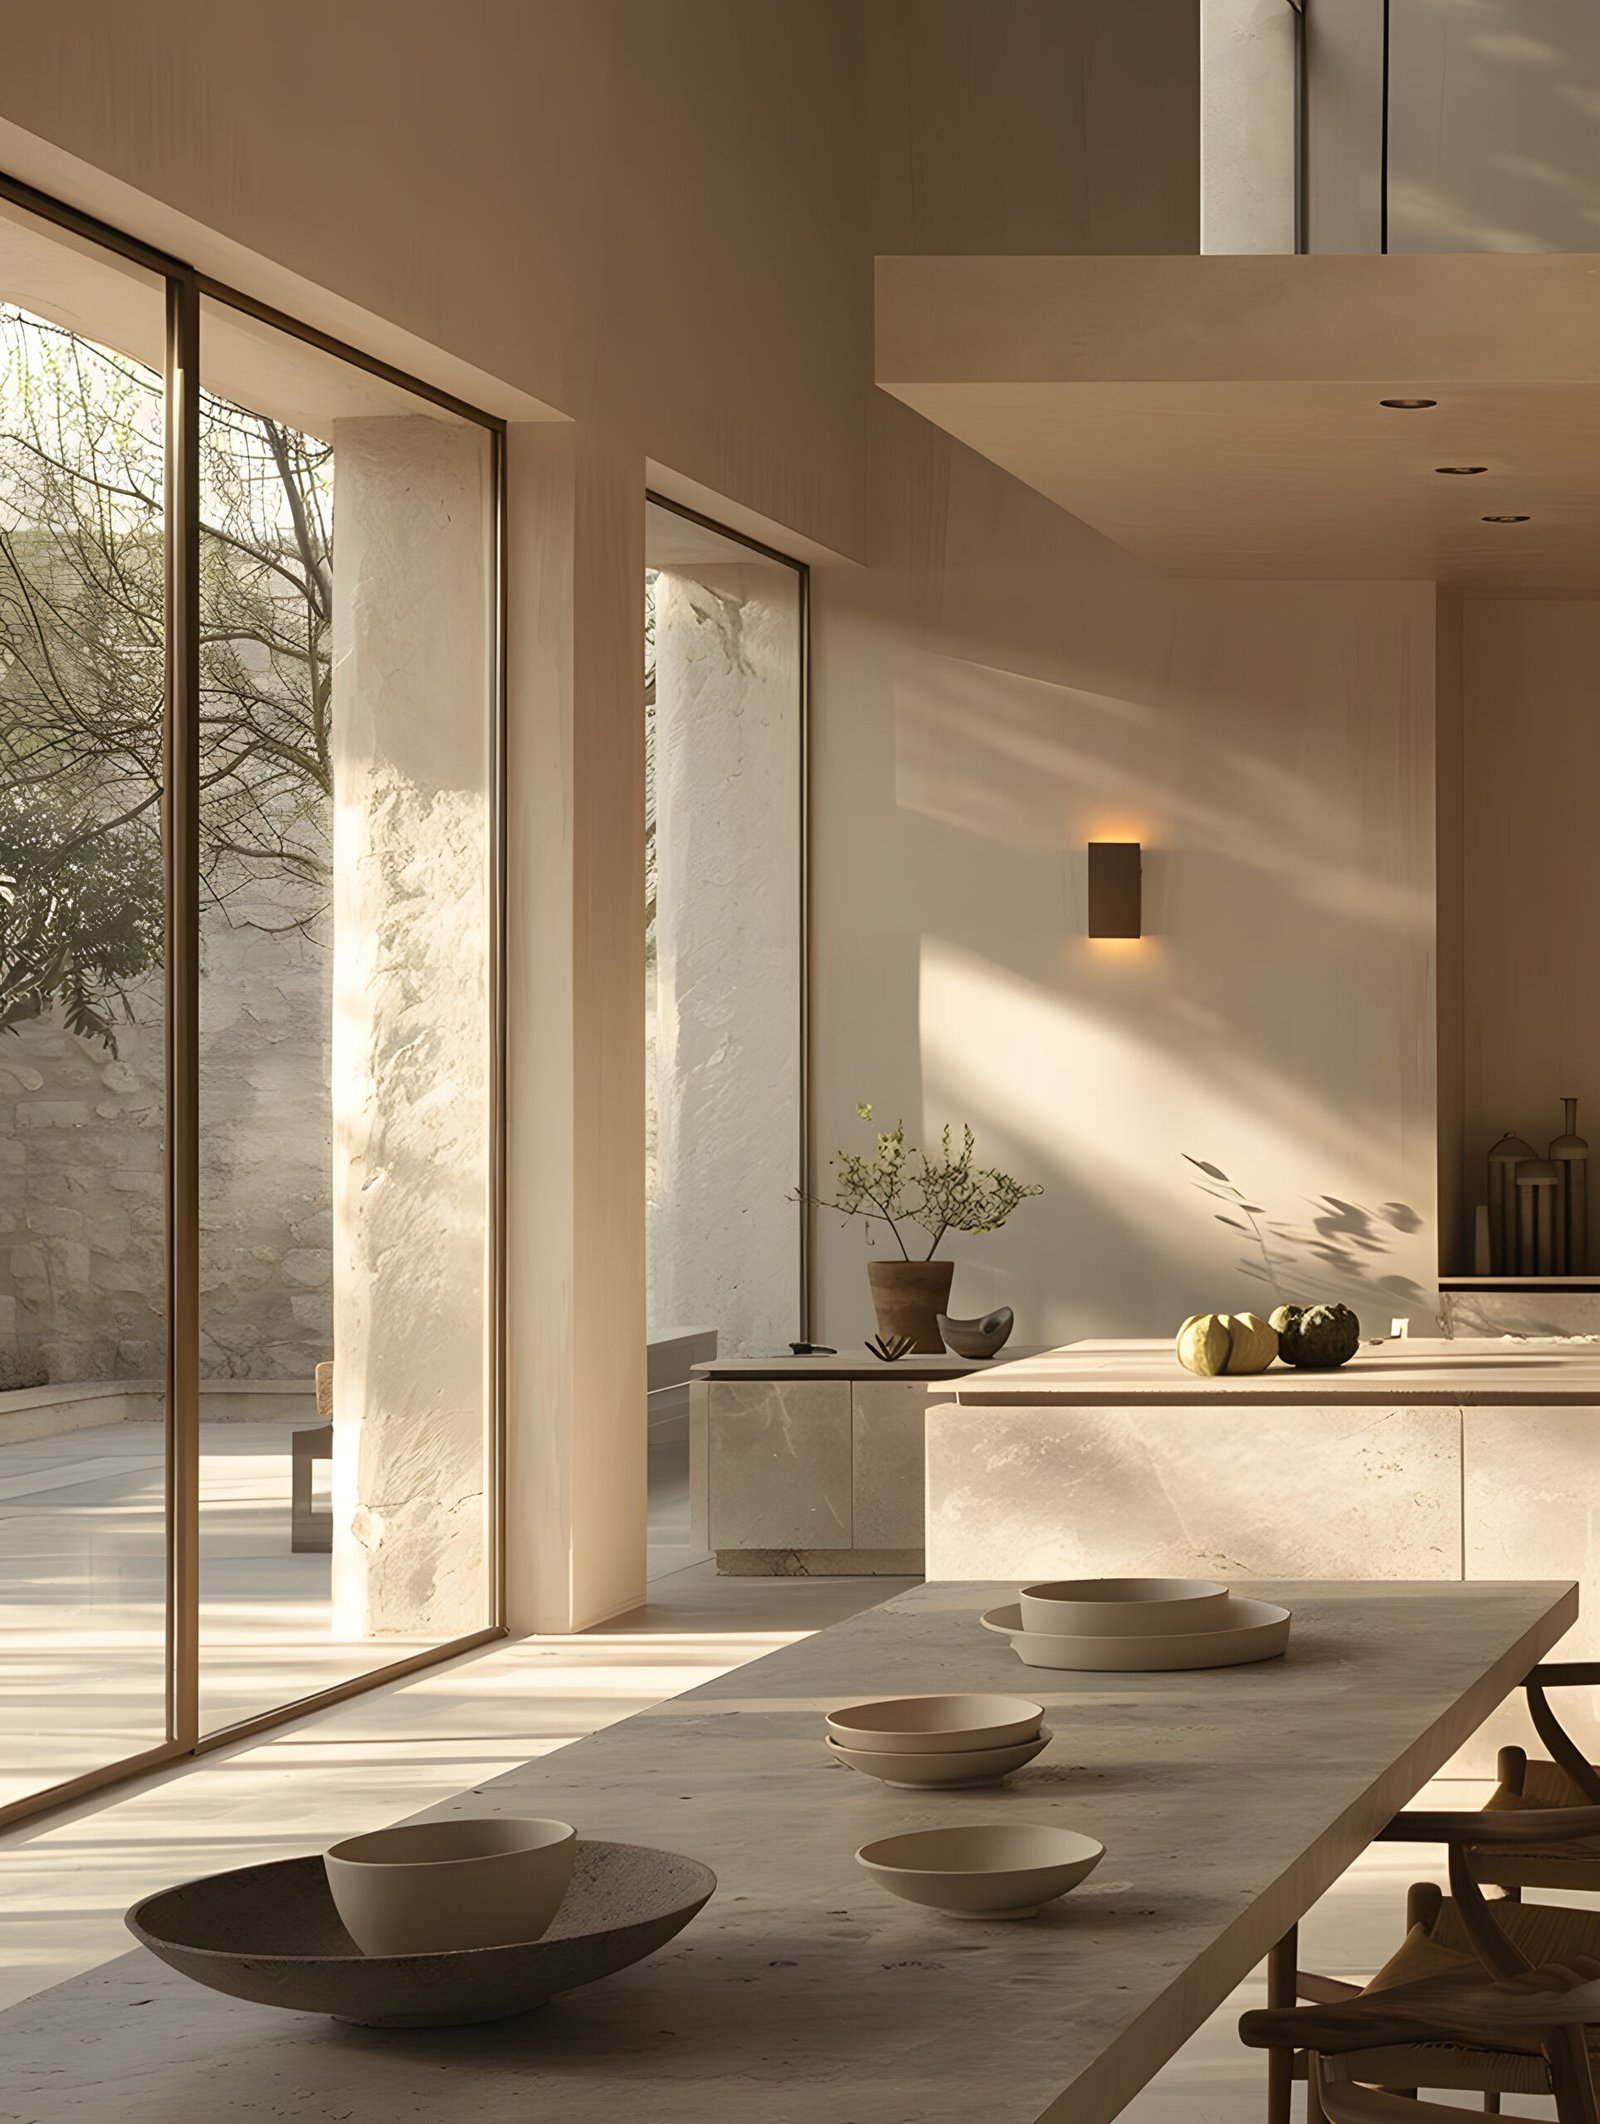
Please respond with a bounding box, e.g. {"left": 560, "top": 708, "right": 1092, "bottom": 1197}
{"left": 0, "top": 169, "right": 509, "bottom": 1831}
{"left": 642, "top": 490, "right": 813, "bottom": 1340}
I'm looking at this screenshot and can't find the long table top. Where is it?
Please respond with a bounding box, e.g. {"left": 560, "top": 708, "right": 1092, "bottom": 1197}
{"left": 956, "top": 1335, "right": 1600, "bottom": 1405}
{"left": 1, "top": 1579, "right": 1577, "bottom": 2124}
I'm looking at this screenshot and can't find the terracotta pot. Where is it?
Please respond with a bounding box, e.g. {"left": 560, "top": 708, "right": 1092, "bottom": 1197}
{"left": 867, "top": 1259, "right": 954, "bottom": 1354}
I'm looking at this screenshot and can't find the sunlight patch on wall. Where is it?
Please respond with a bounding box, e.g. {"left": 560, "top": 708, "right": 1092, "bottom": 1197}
{"left": 918, "top": 936, "right": 1437, "bottom": 1322}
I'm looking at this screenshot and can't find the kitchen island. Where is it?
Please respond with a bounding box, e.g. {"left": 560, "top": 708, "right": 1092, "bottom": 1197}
{"left": 931, "top": 1335, "right": 1600, "bottom": 1768}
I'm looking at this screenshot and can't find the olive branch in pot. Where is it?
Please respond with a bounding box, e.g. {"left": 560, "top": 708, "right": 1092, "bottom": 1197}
{"left": 800, "top": 1103, "right": 1042, "bottom": 1257}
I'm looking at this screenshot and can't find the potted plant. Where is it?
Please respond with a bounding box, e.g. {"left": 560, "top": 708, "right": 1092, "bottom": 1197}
{"left": 804, "top": 1105, "right": 1043, "bottom": 1352}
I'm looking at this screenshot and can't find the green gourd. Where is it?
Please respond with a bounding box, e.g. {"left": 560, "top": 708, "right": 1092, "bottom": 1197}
{"left": 1268, "top": 1302, "right": 1361, "bottom": 1369}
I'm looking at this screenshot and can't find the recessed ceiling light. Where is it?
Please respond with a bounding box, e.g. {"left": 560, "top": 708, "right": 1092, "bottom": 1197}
{"left": 1380, "top": 397, "right": 1437, "bottom": 409}
{"left": 1435, "top": 465, "right": 1489, "bottom": 475}
{"left": 1482, "top": 514, "right": 1530, "bottom": 524}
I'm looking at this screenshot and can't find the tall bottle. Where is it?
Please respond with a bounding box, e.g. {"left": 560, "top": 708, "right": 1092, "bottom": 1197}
{"left": 1517, "top": 1159, "right": 1561, "bottom": 1275}
{"left": 1488, "top": 1132, "right": 1534, "bottom": 1273}
{"left": 1551, "top": 1097, "right": 1589, "bottom": 1275}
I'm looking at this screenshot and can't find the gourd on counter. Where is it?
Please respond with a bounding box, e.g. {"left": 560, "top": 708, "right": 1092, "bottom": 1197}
{"left": 1269, "top": 1301, "right": 1361, "bottom": 1370}
{"left": 1175, "top": 1311, "right": 1280, "bottom": 1376}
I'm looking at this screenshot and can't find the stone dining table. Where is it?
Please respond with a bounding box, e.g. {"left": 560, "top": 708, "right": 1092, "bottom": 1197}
{"left": 0, "top": 1578, "right": 1577, "bottom": 2124}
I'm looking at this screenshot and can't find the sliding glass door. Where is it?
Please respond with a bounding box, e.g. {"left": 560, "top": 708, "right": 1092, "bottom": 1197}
{"left": 0, "top": 200, "right": 172, "bottom": 1809}
{"left": 0, "top": 182, "right": 504, "bottom": 1822}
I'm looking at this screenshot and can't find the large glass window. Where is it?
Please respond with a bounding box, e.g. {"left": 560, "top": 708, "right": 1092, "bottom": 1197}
{"left": 0, "top": 187, "right": 502, "bottom": 1822}
{"left": 643, "top": 498, "right": 804, "bottom": 1580}
{"left": 0, "top": 202, "right": 170, "bottom": 1808}
{"left": 195, "top": 302, "right": 496, "bottom": 1730}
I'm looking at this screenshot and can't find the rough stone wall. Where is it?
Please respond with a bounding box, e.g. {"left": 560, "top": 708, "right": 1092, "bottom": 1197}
{"left": 0, "top": 1001, "right": 165, "bottom": 1385}
{"left": 197, "top": 883, "right": 332, "bottom": 1379}
{"left": 649, "top": 562, "right": 803, "bottom": 1357}
{"left": 0, "top": 890, "right": 332, "bottom": 1387}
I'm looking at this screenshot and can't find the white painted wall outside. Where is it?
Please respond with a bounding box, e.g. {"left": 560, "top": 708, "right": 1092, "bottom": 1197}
{"left": 649, "top": 564, "right": 803, "bottom": 1358}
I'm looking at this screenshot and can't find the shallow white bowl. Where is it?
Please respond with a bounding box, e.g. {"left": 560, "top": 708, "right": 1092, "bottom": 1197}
{"left": 324, "top": 1816, "right": 577, "bottom": 1957}
{"left": 1018, "top": 1577, "right": 1230, "bottom": 1638}
{"left": 856, "top": 1822, "right": 1103, "bottom": 1919}
{"left": 825, "top": 1693, "right": 1044, "bottom": 1755}
{"left": 982, "top": 1597, "right": 1291, "bottom": 1673}
{"left": 827, "top": 1726, "right": 1051, "bottom": 1789}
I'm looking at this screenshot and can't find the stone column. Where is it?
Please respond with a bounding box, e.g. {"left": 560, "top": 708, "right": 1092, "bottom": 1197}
{"left": 650, "top": 563, "right": 802, "bottom": 1356}
{"left": 328, "top": 415, "right": 492, "bottom": 1640}
{"left": 1200, "top": 0, "right": 1296, "bottom": 255}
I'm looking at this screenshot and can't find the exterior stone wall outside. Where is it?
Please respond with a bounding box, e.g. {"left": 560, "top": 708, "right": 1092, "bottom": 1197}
{"left": 0, "top": 895, "right": 332, "bottom": 1387}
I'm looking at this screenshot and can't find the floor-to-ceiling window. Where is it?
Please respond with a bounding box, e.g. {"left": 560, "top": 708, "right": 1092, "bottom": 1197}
{"left": 643, "top": 496, "right": 805, "bottom": 1578}
{"left": 0, "top": 201, "right": 172, "bottom": 1808}
{"left": 0, "top": 183, "right": 504, "bottom": 1821}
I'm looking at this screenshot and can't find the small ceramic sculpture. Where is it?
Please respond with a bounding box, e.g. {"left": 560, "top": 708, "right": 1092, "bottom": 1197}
{"left": 865, "top": 1333, "right": 916, "bottom": 1362}
{"left": 938, "top": 1307, "right": 1014, "bottom": 1359}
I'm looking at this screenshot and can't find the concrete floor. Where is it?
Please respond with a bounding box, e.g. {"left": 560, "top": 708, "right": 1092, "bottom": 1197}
{"left": 0, "top": 1553, "right": 1572, "bottom": 2115}
{"left": 2, "top": 1414, "right": 704, "bottom": 1813}
{"left": 0, "top": 1421, "right": 440, "bottom": 1809}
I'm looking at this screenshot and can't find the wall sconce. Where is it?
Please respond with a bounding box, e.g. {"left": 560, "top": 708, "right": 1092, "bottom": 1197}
{"left": 1087, "top": 842, "right": 1141, "bottom": 938}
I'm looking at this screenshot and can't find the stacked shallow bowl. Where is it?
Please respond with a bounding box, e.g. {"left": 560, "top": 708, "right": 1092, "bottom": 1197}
{"left": 824, "top": 1693, "right": 1051, "bottom": 1788}
{"left": 981, "top": 1577, "right": 1291, "bottom": 1673}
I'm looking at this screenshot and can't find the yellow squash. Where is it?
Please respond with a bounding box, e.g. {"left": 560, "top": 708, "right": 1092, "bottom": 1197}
{"left": 1176, "top": 1311, "right": 1279, "bottom": 1376}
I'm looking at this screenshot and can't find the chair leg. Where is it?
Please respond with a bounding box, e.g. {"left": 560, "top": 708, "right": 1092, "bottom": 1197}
{"left": 1547, "top": 2023, "right": 1600, "bottom": 2124}
{"left": 1307, "top": 2053, "right": 1334, "bottom": 2124}
{"left": 1267, "top": 1924, "right": 1296, "bottom": 2124}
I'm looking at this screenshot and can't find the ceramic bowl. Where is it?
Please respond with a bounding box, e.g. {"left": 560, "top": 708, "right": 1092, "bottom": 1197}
{"left": 983, "top": 1596, "right": 1291, "bottom": 1672}
{"left": 1017, "top": 1577, "right": 1230, "bottom": 1637}
{"left": 856, "top": 1822, "right": 1103, "bottom": 1919}
{"left": 824, "top": 1693, "right": 1044, "bottom": 1755}
{"left": 826, "top": 1726, "right": 1051, "bottom": 1789}
{"left": 127, "top": 1841, "right": 715, "bottom": 2027}
{"left": 324, "top": 1815, "right": 576, "bottom": 1956}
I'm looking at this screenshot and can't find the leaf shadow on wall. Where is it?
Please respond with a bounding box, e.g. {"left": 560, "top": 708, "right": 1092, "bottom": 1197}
{"left": 1183, "top": 1155, "right": 1429, "bottom": 1314}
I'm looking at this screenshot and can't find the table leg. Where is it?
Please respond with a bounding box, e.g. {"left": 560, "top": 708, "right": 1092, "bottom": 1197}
{"left": 291, "top": 1425, "right": 334, "bottom": 1554}
{"left": 1268, "top": 1923, "right": 1297, "bottom": 2124}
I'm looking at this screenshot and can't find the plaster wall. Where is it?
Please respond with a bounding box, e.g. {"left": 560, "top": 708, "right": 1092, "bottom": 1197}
{"left": 865, "top": 0, "right": 1199, "bottom": 258}
{"left": 1307, "top": 0, "right": 1600, "bottom": 255}
{"left": 810, "top": 399, "right": 1440, "bottom": 1351}
{"left": 0, "top": 0, "right": 870, "bottom": 564}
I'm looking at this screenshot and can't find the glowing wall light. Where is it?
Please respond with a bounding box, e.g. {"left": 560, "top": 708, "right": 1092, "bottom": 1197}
{"left": 1087, "top": 841, "right": 1142, "bottom": 938}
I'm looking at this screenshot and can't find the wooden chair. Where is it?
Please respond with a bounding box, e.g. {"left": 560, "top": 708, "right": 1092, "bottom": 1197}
{"left": 1242, "top": 1951, "right": 1600, "bottom": 2124}
{"left": 1481, "top": 1662, "right": 1600, "bottom": 1897}
{"left": 1259, "top": 1805, "right": 1600, "bottom": 2118}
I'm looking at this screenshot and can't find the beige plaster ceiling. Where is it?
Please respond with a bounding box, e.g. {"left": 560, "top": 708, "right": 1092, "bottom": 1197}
{"left": 876, "top": 254, "right": 1600, "bottom": 588}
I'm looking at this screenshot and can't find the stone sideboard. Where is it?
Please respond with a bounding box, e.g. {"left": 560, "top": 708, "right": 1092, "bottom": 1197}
{"left": 930, "top": 1337, "right": 1600, "bottom": 1772}
{"left": 690, "top": 1353, "right": 1037, "bottom": 1575}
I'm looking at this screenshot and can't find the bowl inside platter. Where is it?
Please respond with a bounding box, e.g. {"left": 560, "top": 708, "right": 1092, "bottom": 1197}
{"left": 1018, "top": 1577, "right": 1230, "bottom": 1637}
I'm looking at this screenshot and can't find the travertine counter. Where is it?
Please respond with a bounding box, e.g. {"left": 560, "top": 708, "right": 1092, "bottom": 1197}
{"left": 690, "top": 1351, "right": 1041, "bottom": 1575}
{"left": 933, "top": 1336, "right": 1600, "bottom": 1769}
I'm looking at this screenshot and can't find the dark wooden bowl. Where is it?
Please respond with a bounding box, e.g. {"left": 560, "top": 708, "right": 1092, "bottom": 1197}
{"left": 126, "top": 1838, "right": 715, "bottom": 2027}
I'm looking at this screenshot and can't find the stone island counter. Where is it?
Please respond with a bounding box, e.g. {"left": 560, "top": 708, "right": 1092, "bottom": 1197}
{"left": 931, "top": 1336, "right": 1600, "bottom": 1769}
